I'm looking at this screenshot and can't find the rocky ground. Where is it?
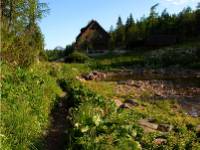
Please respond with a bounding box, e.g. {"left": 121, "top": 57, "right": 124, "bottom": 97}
{"left": 81, "top": 70, "right": 200, "bottom": 117}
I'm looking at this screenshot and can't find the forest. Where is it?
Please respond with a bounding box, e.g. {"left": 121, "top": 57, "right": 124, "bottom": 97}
{"left": 109, "top": 3, "right": 200, "bottom": 49}
{"left": 1, "top": 1, "right": 200, "bottom": 150}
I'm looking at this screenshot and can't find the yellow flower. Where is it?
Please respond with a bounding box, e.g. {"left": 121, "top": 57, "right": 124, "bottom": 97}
{"left": 81, "top": 126, "right": 89, "bottom": 133}
{"left": 93, "top": 115, "right": 101, "bottom": 126}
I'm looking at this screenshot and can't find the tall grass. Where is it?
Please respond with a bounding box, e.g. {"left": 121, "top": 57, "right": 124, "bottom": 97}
{"left": 1, "top": 63, "right": 62, "bottom": 149}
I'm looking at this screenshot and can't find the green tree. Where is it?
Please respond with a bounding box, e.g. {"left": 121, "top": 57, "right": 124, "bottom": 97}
{"left": 1, "top": 0, "right": 49, "bottom": 67}
{"left": 147, "top": 3, "right": 159, "bottom": 35}
{"left": 115, "top": 16, "right": 125, "bottom": 48}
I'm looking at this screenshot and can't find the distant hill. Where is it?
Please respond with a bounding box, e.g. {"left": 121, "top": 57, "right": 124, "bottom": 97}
{"left": 54, "top": 46, "right": 65, "bottom": 50}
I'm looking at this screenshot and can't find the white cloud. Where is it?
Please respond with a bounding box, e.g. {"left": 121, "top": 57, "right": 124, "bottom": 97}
{"left": 164, "top": 0, "right": 199, "bottom": 5}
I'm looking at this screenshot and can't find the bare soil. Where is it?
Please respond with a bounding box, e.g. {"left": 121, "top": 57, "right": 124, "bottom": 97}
{"left": 43, "top": 92, "right": 70, "bottom": 150}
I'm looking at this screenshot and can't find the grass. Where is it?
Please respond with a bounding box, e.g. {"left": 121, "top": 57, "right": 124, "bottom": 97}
{"left": 1, "top": 43, "right": 200, "bottom": 149}
{"left": 85, "top": 80, "right": 200, "bottom": 126}
{"left": 0, "top": 62, "right": 63, "bottom": 149}
{"left": 63, "top": 77, "right": 200, "bottom": 149}
{"left": 89, "top": 44, "right": 200, "bottom": 70}
{"left": 61, "top": 79, "right": 143, "bottom": 150}
{"left": 0, "top": 61, "right": 91, "bottom": 149}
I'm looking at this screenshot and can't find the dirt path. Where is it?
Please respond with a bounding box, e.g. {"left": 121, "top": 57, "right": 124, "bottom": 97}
{"left": 44, "top": 92, "right": 70, "bottom": 150}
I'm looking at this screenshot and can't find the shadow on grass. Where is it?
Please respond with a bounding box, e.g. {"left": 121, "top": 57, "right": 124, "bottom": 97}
{"left": 42, "top": 94, "right": 70, "bottom": 150}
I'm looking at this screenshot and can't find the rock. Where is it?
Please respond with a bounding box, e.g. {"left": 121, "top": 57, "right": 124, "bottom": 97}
{"left": 83, "top": 73, "right": 95, "bottom": 80}
{"left": 124, "top": 99, "right": 139, "bottom": 106}
{"left": 82, "top": 71, "right": 106, "bottom": 80}
{"left": 126, "top": 80, "right": 134, "bottom": 86}
{"left": 154, "top": 138, "right": 167, "bottom": 145}
{"left": 119, "top": 103, "right": 132, "bottom": 109}
{"left": 138, "top": 119, "right": 158, "bottom": 130}
{"left": 142, "top": 127, "right": 158, "bottom": 133}
{"left": 132, "top": 83, "right": 141, "bottom": 88}
{"left": 76, "top": 76, "right": 86, "bottom": 82}
{"left": 157, "top": 124, "right": 173, "bottom": 132}
{"left": 96, "top": 72, "right": 106, "bottom": 80}
{"left": 196, "top": 125, "right": 200, "bottom": 133}
{"left": 114, "top": 99, "right": 123, "bottom": 107}
{"left": 88, "top": 73, "right": 95, "bottom": 80}
{"left": 92, "top": 71, "right": 98, "bottom": 75}
{"left": 117, "top": 81, "right": 127, "bottom": 85}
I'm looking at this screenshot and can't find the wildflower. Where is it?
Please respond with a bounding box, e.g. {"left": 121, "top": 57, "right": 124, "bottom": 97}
{"left": 93, "top": 115, "right": 101, "bottom": 126}
{"left": 75, "top": 123, "right": 80, "bottom": 128}
{"left": 81, "top": 126, "right": 89, "bottom": 133}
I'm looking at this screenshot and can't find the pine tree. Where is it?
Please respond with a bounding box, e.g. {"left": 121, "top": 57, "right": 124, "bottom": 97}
{"left": 116, "top": 16, "right": 123, "bottom": 29}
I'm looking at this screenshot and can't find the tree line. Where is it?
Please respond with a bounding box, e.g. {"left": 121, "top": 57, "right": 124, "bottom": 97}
{"left": 1, "top": 0, "right": 49, "bottom": 67}
{"left": 109, "top": 3, "right": 200, "bottom": 50}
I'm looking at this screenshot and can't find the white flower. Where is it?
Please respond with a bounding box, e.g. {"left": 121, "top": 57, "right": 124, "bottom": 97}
{"left": 75, "top": 123, "right": 80, "bottom": 128}
{"left": 93, "top": 115, "right": 101, "bottom": 126}
{"left": 81, "top": 126, "right": 89, "bottom": 133}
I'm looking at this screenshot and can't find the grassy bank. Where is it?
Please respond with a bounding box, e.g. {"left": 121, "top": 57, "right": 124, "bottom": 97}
{"left": 0, "top": 63, "right": 62, "bottom": 149}
{"left": 89, "top": 44, "right": 200, "bottom": 70}
{"left": 0, "top": 62, "right": 91, "bottom": 149}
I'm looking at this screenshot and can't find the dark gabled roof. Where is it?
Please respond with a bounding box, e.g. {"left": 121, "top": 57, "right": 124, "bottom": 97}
{"left": 76, "top": 20, "right": 109, "bottom": 41}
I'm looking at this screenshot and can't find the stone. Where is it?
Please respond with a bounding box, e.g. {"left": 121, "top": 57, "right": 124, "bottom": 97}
{"left": 92, "top": 71, "right": 98, "bottom": 75}
{"left": 154, "top": 138, "right": 167, "bottom": 145}
{"left": 82, "top": 71, "right": 106, "bottom": 81}
{"left": 138, "top": 119, "right": 158, "bottom": 130}
{"left": 157, "top": 124, "right": 173, "bottom": 132}
{"left": 114, "top": 99, "right": 123, "bottom": 107}
{"left": 89, "top": 73, "right": 95, "bottom": 80}
{"left": 126, "top": 80, "right": 134, "bottom": 86}
{"left": 124, "top": 99, "right": 139, "bottom": 106}
{"left": 76, "top": 76, "right": 86, "bottom": 82}
{"left": 196, "top": 125, "right": 200, "bottom": 133}
{"left": 119, "top": 103, "right": 132, "bottom": 109}
{"left": 117, "top": 81, "right": 127, "bottom": 85}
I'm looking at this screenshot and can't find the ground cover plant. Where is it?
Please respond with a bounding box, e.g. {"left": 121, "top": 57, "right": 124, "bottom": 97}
{"left": 60, "top": 79, "right": 143, "bottom": 150}
{"left": 61, "top": 76, "right": 200, "bottom": 149}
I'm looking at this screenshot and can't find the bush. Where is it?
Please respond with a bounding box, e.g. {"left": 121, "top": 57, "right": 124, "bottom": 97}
{"left": 146, "top": 47, "right": 200, "bottom": 68}
{"left": 45, "top": 49, "right": 65, "bottom": 61}
{"left": 65, "top": 51, "right": 90, "bottom": 63}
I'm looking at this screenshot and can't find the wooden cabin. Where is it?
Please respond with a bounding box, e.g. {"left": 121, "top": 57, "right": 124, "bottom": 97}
{"left": 75, "top": 20, "right": 110, "bottom": 53}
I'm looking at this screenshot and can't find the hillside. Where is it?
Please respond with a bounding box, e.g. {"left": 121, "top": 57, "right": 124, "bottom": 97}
{"left": 1, "top": 1, "right": 200, "bottom": 150}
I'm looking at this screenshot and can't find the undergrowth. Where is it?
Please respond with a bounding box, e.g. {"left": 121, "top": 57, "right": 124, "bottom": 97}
{"left": 62, "top": 79, "right": 200, "bottom": 150}
{"left": 61, "top": 79, "right": 142, "bottom": 150}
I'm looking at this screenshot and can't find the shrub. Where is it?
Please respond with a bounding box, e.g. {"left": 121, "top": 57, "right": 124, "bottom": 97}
{"left": 65, "top": 51, "right": 90, "bottom": 63}
{"left": 146, "top": 47, "right": 200, "bottom": 68}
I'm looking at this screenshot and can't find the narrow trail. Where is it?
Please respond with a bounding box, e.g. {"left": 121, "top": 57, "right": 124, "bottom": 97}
{"left": 44, "top": 92, "right": 70, "bottom": 150}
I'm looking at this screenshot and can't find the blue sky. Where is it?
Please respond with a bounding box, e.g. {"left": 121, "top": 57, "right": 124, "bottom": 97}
{"left": 39, "top": 0, "right": 199, "bottom": 49}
